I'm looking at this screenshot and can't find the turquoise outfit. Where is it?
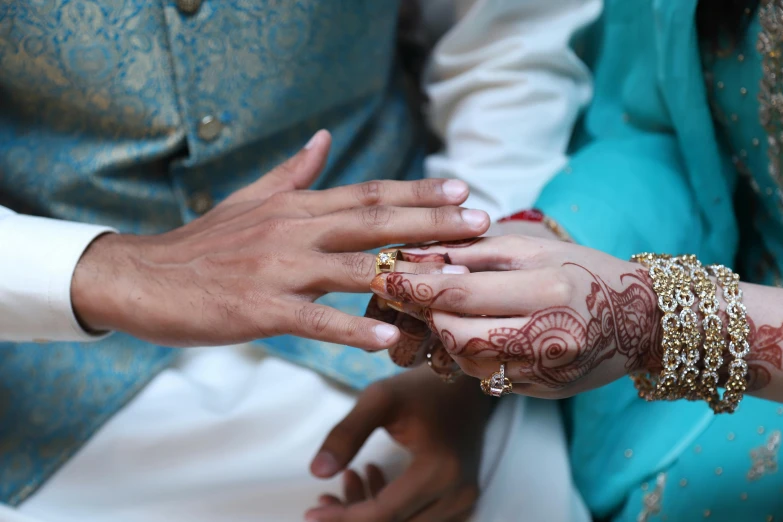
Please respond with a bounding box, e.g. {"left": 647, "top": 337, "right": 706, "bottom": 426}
{"left": 537, "top": 1, "right": 783, "bottom": 520}
{"left": 0, "top": 1, "right": 413, "bottom": 504}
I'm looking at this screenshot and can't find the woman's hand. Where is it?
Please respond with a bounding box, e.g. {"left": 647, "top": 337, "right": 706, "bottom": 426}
{"left": 369, "top": 236, "right": 663, "bottom": 398}
{"left": 367, "top": 217, "right": 562, "bottom": 374}
{"left": 305, "top": 366, "right": 493, "bottom": 522}
{"left": 71, "top": 130, "right": 490, "bottom": 349}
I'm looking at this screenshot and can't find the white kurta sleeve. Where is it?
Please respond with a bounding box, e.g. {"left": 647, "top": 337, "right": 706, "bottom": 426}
{"left": 424, "top": 0, "right": 601, "bottom": 220}
{"left": 0, "top": 206, "right": 115, "bottom": 342}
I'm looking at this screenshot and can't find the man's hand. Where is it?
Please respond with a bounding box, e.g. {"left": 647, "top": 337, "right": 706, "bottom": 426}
{"left": 306, "top": 366, "right": 494, "bottom": 522}
{"left": 70, "top": 130, "right": 490, "bottom": 349}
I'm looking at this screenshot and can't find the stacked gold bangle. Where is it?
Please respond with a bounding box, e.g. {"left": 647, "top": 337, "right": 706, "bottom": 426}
{"left": 631, "top": 253, "right": 750, "bottom": 414}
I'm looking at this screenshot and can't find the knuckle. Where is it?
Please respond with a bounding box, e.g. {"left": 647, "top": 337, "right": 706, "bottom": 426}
{"left": 296, "top": 305, "right": 332, "bottom": 334}
{"left": 260, "top": 217, "right": 291, "bottom": 237}
{"left": 545, "top": 269, "right": 575, "bottom": 304}
{"left": 507, "top": 234, "right": 528, "bottom": 247}
{"left": 360, "top": 205, "right": 394, "bottom": 229}
{"left": 343, "top": 253, "right": 374, "bottom": 282}
{"left": 415, "top": 262, "right": 445, "bottom": 275}
{"left": 438, "top": 284, "right": 470, "bottom": 310}
{"left": 356, "top": 181, "right": 383, "bottom": 206}
{"left": 412, "top": 179, "right": 432, "bottom": 200}
{"left": 428, "top": 206, "right": 449, "bottom": 227}
{"left": 266, "top": 191, "right": 292, "bottom": 208}
{"left": 342, "top": 316, "right": 362, "bottom": 339}
{"left": 505, "top": 235, "right": 538, "bottom": 269}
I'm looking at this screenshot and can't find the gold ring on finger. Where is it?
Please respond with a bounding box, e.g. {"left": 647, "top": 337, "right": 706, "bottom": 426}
{"left": 376, "top": 249, "right": 402, "bottom": 275}
{"left": 480, "top": 363, "right": 513, "bottom": 397}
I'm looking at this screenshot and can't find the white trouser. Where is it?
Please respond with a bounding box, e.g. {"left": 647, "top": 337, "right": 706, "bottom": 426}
{"left": 1, "top": 345, "right": 589, "bottom": 522}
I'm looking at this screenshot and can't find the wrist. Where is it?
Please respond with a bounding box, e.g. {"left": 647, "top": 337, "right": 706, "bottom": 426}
{"left": 71, "top": 233, "right": 148, "bottom": 333}
{"left": 631, "top": 263, "right": 665, "bottom": 374}
{"left": 498, "top": 208, "right": 573, "bottom": 242}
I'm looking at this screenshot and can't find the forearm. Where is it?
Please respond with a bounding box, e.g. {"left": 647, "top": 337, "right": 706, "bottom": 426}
{"left": 735, "top": 282, "right": 783, "bottom": 402}
{"left": 424, "top": 0, "right": 600, "bottom": 220}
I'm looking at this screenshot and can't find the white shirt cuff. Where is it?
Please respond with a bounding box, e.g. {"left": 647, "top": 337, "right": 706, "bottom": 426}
{"left": 0, "top": 212, "right": 116, "bottom": 343}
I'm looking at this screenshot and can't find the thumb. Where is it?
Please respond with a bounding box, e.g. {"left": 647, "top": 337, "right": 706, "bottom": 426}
{"left": 310, "top": 385, "right": 393, "bottom": 479}
{"left": 226, "top": 129, "right": 331, "bottom": 204}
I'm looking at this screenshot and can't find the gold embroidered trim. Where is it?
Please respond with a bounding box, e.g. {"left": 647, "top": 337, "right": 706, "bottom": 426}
{"left": 758, "top": 0, "right": 783, "bottom": 207}
{"left": 748, "top": 430, "right": 781, "bottom": 481}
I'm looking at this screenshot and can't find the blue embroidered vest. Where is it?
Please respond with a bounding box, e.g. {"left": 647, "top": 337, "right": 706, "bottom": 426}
{"left": 0, "top": 1, "right": 417, "bottom": 504}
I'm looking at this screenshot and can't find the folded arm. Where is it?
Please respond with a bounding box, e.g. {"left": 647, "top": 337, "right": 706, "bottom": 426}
{"left": 424, "top": 0, "right": 601, "bottom": 220}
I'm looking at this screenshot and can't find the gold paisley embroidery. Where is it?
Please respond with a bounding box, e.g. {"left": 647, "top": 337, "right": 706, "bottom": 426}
{"left": 758, "top": 0, "right": 783, "bottom": 209}
{"left": 748, "top": 430, "right": 781, "bottom": 481}
{"left": 637, "top": 473, "right": 666, "bottom": 522}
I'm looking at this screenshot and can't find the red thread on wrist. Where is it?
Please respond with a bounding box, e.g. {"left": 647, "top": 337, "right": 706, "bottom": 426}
{"left": 498, "top": 209, "right": 545, "bottom": 223}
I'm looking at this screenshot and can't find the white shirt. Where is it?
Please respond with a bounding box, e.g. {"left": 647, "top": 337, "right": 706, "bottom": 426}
{"left": 0, "top": 0, "right": 600, "bottom": 343}
{"left": 8, "top": 350, "right": 591, "bottom": 522}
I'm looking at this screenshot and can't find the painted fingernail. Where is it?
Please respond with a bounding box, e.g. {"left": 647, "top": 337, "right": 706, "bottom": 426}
{"left": 304, "top": 129, "right": 325, "bottom": 149}
{"left": 374, "top": 323, "right": 398, "bottom": 344}
{"left": 370, "top": 274, "right": 387, "bottom": 295}
{"left": 441, "top": 265, "right": 469, "bottom": 274}
{"left": 461, "top": 209, "right": 489, "bottom": 228}
{"left": 442, "top": 179, "right": 468, "bottom": 199}
{"left": 311, "top": 451, "right": 340, "bottom": 477}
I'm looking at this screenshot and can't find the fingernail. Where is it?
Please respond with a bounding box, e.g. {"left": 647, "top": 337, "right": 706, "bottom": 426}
{"left": 370, "top": 274, "right": 387, "bottom": 295}
{"left": 442, "top": 179, "right": 468, "bottom": 199}
{"left": 461, "top": 209, "right": 489, "bottom": 228}
{"left": 441, "top": 265, "right": 469, "bottom": 274}
{"left": 305, "top": 129, "right": 324, "bottom": 150}
{"left": 374, "top": 323, "right": 398, "bottom": 344}
{"left": 311, "top": 451, "right": 340, "bottom": 477}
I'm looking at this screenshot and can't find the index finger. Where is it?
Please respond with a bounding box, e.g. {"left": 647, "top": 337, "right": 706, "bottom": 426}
{"left": 312, "top": 206, "right": 490, "bottom": 252}
{"left": 295, "top": 179, "right": 469, "bottom": 216}
{"left": 369, "top": 269, "right": 571, "bottom": 316}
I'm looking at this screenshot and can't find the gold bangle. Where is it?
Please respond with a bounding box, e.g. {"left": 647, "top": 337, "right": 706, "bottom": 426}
{"left": 670, "top": 257, "right": 701, "bottom": 400}
{"left": 630, "top": 253, "right": 684, "bottom": 400}
{"left": 677, "top": 256, "right": 726, "bottom": 405}
{"left": 631, "top": 253, "right": 749, "bottom": 413}
{"left": 708, "top": 264, "right": 750, "bottom": 414}
{"left": 543, "top": 216, "right": 574, "bottom": 243}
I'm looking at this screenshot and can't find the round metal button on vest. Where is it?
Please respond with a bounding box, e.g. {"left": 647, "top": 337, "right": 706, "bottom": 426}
{"left": 189, "top": 192, "right": 214, "bottom": 215}
{"left": 197, "top": 115, "right": 223, "bottom": 142}
{"left": 176, "top": 0, "right": 202, "bottom": 15}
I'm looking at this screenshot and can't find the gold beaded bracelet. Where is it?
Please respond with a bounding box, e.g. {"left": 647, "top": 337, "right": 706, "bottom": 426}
{"left": 709, "top": 264, "right": 750, "bottom": 414}
{"left": 670, "top": 258, "right": 702, "bottom": 400}
{"left": 676, "top": 256, "right": 726, "bottom": 405}
{"left": 631, "top": 253, "right": 750, "bottom": 413}
{"left": 631, "top": 253, "right": 684, "bottom": 400}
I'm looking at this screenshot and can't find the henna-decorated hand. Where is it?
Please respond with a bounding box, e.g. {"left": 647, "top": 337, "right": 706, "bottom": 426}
{"left": 364, "top": 251, "right": 466, "bottom": 378}
{"left": 306, "top": 365, "right": 493, "bottom": 522}
{"left": 369, "top": 236, "right": 662, "bottom": 399}
{"left": 365, "top": 218, "right": 561, "bottom": 372}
